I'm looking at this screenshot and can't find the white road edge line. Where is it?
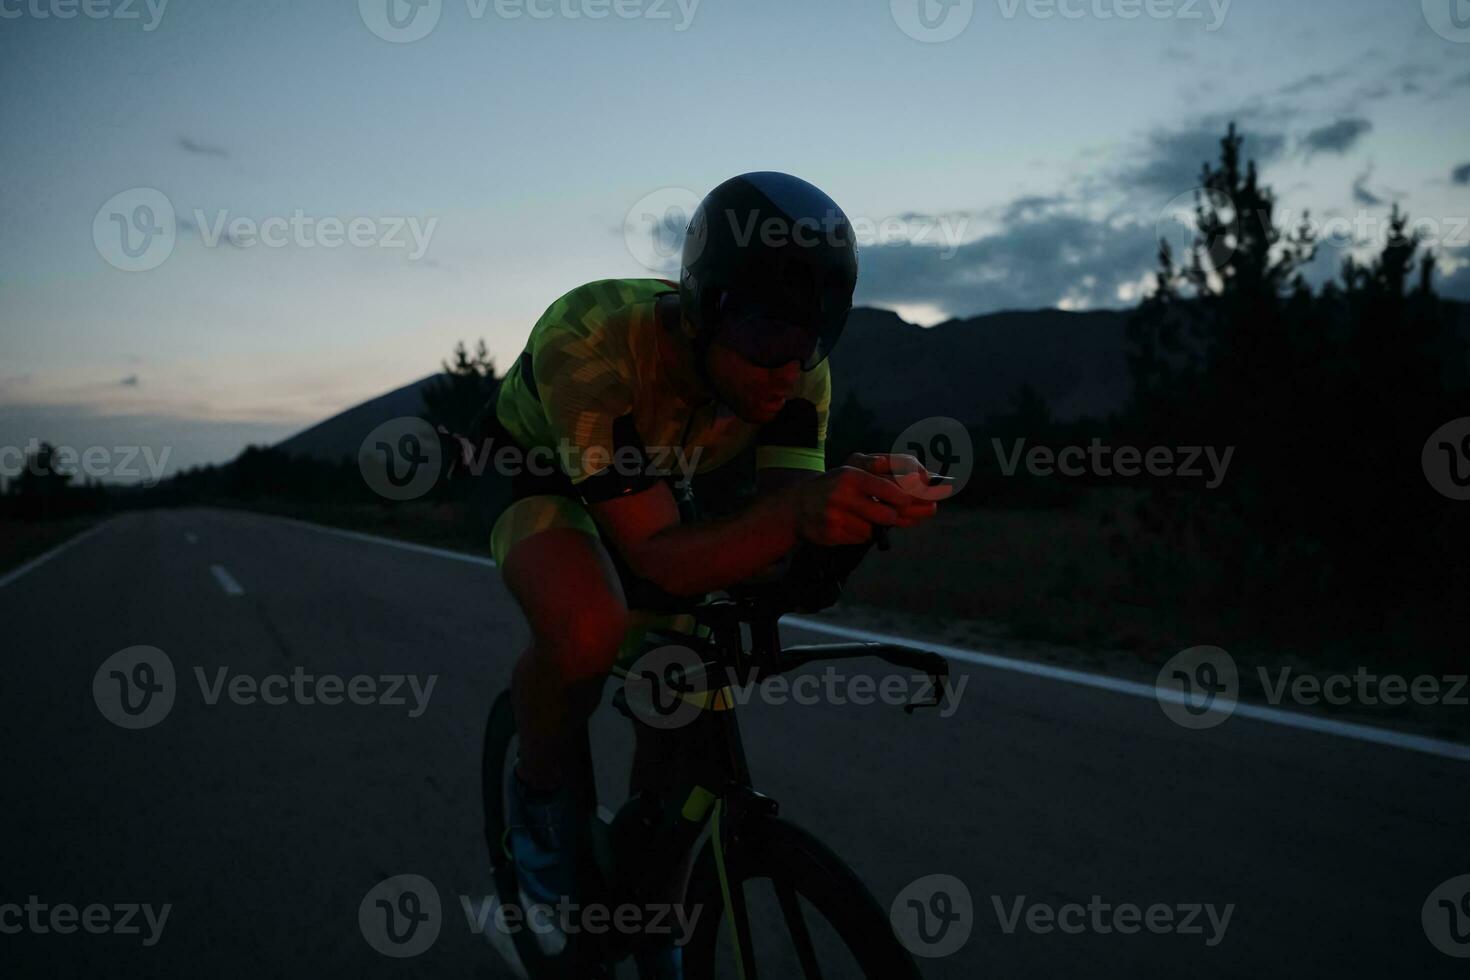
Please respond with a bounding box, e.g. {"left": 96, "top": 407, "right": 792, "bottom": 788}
{"left": 210, "top": 564, "right": 245, "bottom": 596}
{"left": 0, "top": 519, "right": 114, "bottom": 590}
{"left": 781, "top": 617, "right": 1470, "bottom": 763}
{"left": 258, "top": 511, "right": 1470, "bottom": 763}
{"left": 267, "top": 514, "right": 498, "bottom": 567}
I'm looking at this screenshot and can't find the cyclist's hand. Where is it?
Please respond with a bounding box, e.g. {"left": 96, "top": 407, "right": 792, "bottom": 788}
{"left": 843, "top": 452, "right": 954, "bottom": 508}
{"left": 785, "top": 464, "right": 922, "bottom": 546}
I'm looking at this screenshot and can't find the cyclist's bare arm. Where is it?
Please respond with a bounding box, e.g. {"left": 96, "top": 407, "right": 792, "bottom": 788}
{"left": 588, "top": 453, "right": 949, "bottom": 597}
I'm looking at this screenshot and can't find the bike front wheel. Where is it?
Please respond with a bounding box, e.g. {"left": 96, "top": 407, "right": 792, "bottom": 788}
{"left": 682, "top": 814, "right": 922, "bottom": 980}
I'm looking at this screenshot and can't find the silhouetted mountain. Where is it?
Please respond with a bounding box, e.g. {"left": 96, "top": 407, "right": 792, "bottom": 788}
{"left": 275, "top": 374, "right": 446, "bottom": 463}
{"left": 272, "top": 301, "right": 1469, "bottom": 462}
{"left": 831, "top": 306, "right": 1130, "bottom": 426}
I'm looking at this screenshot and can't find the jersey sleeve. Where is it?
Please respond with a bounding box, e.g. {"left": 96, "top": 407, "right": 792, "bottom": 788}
{"left": 754, "top": 359, "right": 830, "bottom": 473}
{"left": 531, "top": 326, "right": 657, "bottom": 500}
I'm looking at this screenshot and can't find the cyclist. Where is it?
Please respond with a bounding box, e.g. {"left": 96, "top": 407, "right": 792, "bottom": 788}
{"left": 483, "top": 172, "right": 946, "bottom": 974}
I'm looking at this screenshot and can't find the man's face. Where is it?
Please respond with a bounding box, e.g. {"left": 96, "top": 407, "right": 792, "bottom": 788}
{"left": 704, "top": 338, "right": 803, "bottom": 424}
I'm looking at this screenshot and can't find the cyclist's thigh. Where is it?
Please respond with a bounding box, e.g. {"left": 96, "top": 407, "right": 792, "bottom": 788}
{"left": 494, "top": 495, "right": 628, "bottom": 658}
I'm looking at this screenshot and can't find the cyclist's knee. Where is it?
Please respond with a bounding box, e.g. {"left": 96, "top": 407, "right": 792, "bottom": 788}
{"left": 536, "top": 599, "right": 627, "bottom": 683}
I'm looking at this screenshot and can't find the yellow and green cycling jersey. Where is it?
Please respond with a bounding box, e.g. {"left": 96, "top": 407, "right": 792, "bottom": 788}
{"left": 489, "top": 277, "right": 830, "bottom": 566}
{"left": 495, "top": 277, "right": 830, "bottom": 490}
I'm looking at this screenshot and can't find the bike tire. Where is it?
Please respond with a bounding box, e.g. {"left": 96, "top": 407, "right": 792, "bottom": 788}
{"left": 482, "top": 691, "right": 614, "bottom": 979}
{"left": 682, "top": 814, "right": 923, "bottom": 980}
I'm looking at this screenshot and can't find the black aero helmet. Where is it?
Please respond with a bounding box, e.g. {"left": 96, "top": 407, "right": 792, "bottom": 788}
{"left": 680, "top": 172, "right": 858, "bottom": 371}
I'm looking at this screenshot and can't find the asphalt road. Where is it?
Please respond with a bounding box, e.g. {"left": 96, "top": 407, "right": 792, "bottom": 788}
{"left": 2, "top": 507, "right": 1466, "bottom": 978}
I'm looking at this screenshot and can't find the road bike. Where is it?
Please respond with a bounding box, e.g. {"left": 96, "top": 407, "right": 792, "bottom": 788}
{"left": 480, "top": 538, "right": 952, "bottom": 978}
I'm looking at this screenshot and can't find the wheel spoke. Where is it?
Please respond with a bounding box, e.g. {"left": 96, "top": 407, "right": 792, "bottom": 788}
{"left": 727, "top": 879, "right": 759, "bottom": 980}
{"left": 775, "top": 880, "right": 823, "bottom": 980}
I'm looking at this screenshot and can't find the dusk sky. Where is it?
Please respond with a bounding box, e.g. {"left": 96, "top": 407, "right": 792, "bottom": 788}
{"left": 3, "top": 0, "right": 1468, "bottom": 478}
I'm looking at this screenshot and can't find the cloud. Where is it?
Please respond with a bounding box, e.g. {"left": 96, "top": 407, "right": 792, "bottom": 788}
{"left": 856, "top": 203, "right": 1157, "bottom": 319}
{"left": 1453, "top": 163, "right": 1470, "bottom": 186}
{"left": 1121, "top": 118, "right": 1288, "bottom": 195}
{"left": 1301, "top": 118, "right": 1371, "bottom": 157}
{"left": 176, "top": 213, "right": 245, "bottom": 247}
{"left": 1351, "top": 170, "right": 1384, "bottom": 207}
{"left": 179, "top": 135, "right": 230, "bottom": 158}
{"left": 1277, "top": 71, "right": 1345, "bottom": 96}
{"left": 1437, "top": 247, "right": 1470, "bottom": 302}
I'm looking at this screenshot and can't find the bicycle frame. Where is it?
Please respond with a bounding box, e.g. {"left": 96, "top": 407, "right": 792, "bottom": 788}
{"left": 595, "top": 590, "right": 952, "bottom": 971}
